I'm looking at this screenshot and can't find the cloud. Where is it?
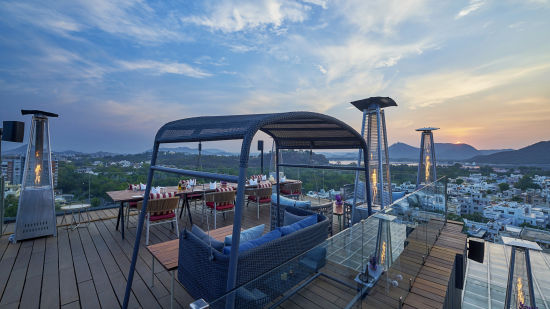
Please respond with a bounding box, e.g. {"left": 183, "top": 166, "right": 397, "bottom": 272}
{"left": 455, "top": 0, "right": 485, "bottom": 19}
{"left": 1, "top": 0, "right": 186, "bottom": 44}
{"left": 317, "top": 65, "right": 327, "bottom": 74}
{"left": 117, "top": 60, "right": 212, "bottom": 78}
{"left": 400, "top": 62, "right": 550, "bottom": 109}
{"left": 316, "top": 37, "right": 431, "bottom": 82}
{"left": 334, "top": 0, "right": 430, "bottom": 35}
{"left": 181, "top": 0, "right": 313, "bottom": 33}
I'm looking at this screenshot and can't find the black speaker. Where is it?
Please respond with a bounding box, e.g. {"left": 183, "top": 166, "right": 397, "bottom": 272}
{"left": 198, "top": 142, "right": 202, "bottom": 152}
{"left": 2, "top": 121, "right": 25, "bottom": 142}
{"left": 468, "top": 239, "right": 485, "bottom": 263}
{"left": 257, "top": 140, "right": 264, "bottom": 151}
{"left": 455, "top": 253, "right": 464, "bottom": 289}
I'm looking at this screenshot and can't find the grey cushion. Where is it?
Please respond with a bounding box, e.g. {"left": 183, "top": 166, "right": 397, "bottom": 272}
{"left": 191, "top": 225, "right": 224, "bottom": 252}
{"left": 283, "top": 210, "right": 309, "bottom": 226}
{"left": 271, "top": 193, "right": 311, "bottom": 208}
{"left": 224, "top": 224, "right": 265, "bottom": 246}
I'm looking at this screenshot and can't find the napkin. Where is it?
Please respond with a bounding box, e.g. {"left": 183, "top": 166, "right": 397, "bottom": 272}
{"left": 209, "top": 182, "right": 217, "bottom": 189}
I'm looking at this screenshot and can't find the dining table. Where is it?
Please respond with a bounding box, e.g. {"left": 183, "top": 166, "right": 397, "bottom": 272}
{"left": 106, "top": 179, "right": 299, "bottom": 240}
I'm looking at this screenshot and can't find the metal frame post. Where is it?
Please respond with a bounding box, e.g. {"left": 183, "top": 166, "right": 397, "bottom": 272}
{"left": 504, "top": 247, "right": 516, "bottom": 309}
{"left": 352, "top": 109, "right": 367, "bottom": 223}
{"left": 525, "top": 249, "right": 537, "bottom": 309}
{"left": 123, "top": 142, "right": 159, "bottom": 309}
{"left": 376, "top": 106, "right": 385, "bottom": 208}
{"left": 416, "top": 132, "right": 425, "bottom": 189}
{"left": 276, "top": 145, "right": 281, "bottom": 227}
{"left": 431, "top": 132, "right": 437, "bottom": 181}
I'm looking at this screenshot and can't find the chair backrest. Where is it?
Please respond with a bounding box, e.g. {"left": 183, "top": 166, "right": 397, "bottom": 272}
{"left": 250, "top": 187, "right": 272, "bottom": 197}
{"left": 204, "top": 190, "right": 236, "bottom": 204}
{"left": 138, "top": 197, "right": 179, "bottom": 214}
{"left": 282, "top": 181, "right": 302, "bottom": 193}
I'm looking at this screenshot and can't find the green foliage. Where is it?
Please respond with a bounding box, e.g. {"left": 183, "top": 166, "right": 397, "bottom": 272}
{"left": 515, "top": 175, "right": 540, "bottom": 191}
{"left": 462, "top": 212, "right": 489, "bottom": 223}
{"left": 3, "top": 194, "right": 19, "bottom": 217}
{"left": 91, "top": 197, "right": 101, "bottom": 207}
{"left": 455, "top": 178, "right": 464, "bottom": 185}
{"left": 511, "top": 196, "right": 524, "bottom": 203}
{"left": 499, "top": 183, "right": 510, "bottom": 192}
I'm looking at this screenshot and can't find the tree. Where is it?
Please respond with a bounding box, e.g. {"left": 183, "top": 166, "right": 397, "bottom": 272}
{"left": 456, "top": 178, "right": 464, "bottom": 185}
{"left": 499, "top": 183, "right": 510, "bottom": 192}
{"left": 515, "top": 175, "right": 540, "bottom": 191}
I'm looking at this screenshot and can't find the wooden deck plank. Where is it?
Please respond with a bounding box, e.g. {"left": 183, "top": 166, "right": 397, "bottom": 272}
{"left": 41, "top": 235, "right": 60, "bottom": 308}
{"left": 0, "top": 240, "right": 33, "bottom": 306}
{"left": 58, "top": 228, "right": 80, "bottom": 306}
{"left": 20, "top": 238, "right": 46, "bottom": 309}
{"left": 0, "top": 241, "right": 20, "bottom": 301}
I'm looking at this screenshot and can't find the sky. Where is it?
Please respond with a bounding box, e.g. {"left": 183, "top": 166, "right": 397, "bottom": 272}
{"left": 1, "top": 0, "right": 549, "bottom": 153}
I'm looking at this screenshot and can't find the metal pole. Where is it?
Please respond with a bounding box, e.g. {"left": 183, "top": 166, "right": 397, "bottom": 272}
{"left": 276, "top": 145, "right": 281, "bottom": 227}
{"left": 123, "top": 142, "right": 159, "bottom": 309}
{"left": 416, "top": 132, "right": 425, "bottom": 189}
{"left": 352, "top": 109, "right": 367, "bottom": 223}
{"left": 525, "top": 249, "right": 537, "bottom": 309}
{"left": 376, "top": 107, "right": 384, "bottom": 208}
{"left": 504, "top": 247, "right": 516, "bottom": 309}
{"left": 431, "top": 132, "right": 437, "bottom": 182}
{"left": 260, "top": 147, "right": 264, "bottom": 175}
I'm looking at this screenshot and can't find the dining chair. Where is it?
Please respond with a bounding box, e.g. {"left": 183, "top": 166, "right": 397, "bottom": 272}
{"left": 203, "top": 189, "right": 236, "bottom": 229}
{"left": 137, "top": 195, "right": 180, "bottom": 245}
{"left": 246, "top": 185, "right": 273, "bottom": 219}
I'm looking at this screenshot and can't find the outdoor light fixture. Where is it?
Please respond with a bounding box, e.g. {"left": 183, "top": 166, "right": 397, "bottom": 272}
{"left": 416, "top": 127, "right": 439, "bottom": 189}
{"left": 11, "top": 110, "right": 58, "bottom": 243}
{"left": 351, "top": 97, "right": 396, "bottom": 211}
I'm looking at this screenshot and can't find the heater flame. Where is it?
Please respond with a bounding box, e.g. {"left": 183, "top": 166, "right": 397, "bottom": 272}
{"left": 380, "top": 241, "right": 387, "bottom": 266}
{"left": 517, "top": 277, "right": 525, "bottom": 307}
{"left": 34, "top": 163, "right": 42, "bottom": 184}
{"left": 425, "top": 155, "right": 431, "bottom": 182}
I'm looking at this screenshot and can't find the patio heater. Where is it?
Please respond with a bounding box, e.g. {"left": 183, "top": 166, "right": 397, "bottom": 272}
{"left": 351, "top": 97, "right": 395, "bottom": 214}
{"left": 502, "top": 237, "right": 541, "bottom": 309}
{"left": 10, "top": 110, "right": 58, "bottom": 243}
{"left": 416, "top": 127, "right": 438, "bottom": 189}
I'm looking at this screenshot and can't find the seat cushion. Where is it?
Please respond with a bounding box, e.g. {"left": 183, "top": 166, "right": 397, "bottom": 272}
{"left": 224, "top": 224, "right": 265, "bottom": 246}
{"left": 206, "top": 202, "right": 235, "bottom": 211}
{"left": 223, "top": 229, "right": 281, "bottom": 255}
{"left": 191, "top": 225, "right": 224, "bottom": 252}
{"left": 149, "top": 211, "right": 175, "bottom": 221}
{"left": 247, "top": 196, "right": 271, "bottom": 203}
{"left": 279, "top": 214, "right": 318, "bottom": 236}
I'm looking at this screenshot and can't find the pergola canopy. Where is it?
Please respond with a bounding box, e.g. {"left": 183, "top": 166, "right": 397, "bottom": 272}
{"left": 155, "top": 112, "right": 365, "bottom": 150}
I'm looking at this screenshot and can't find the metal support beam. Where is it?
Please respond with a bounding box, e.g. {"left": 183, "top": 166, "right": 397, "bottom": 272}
{"left": 525, "top": 249, "right": 537, "bottom": 309}
{"left": 504, "top": 247, "right": 516, "bottom": 309}
{"left": 123, "top": 142, "right": 159, "bottom": 309}
{"left": 151, "top": 165, "right": 239, "bottom": 183}
{"left": 277, "top": 163, "right": 366, "bottom": 171}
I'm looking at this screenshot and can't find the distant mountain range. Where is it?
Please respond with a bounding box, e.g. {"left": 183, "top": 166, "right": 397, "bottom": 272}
{"left": 4, "top": 141, "right": 548, "bottom": 164}
{"left": 388, "top": 142, "right": 513, "bottom": 161}
{"left": 323, "top": 142, "right": 513, "bottom": 162}
{"left": 468, "top": 141, "right": 550, "bottom": 164}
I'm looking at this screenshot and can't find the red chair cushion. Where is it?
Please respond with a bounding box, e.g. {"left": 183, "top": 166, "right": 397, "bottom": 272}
{"left": 149, "top": 211, "right": 175, "bottom": 221}
{"left": 129, "top": 201, "right": 138, "bottom": 208}
{"left": 247, "top": 196, "right": 271, "bottom": 203}
{"left": 206, "top": 202, "right": 235, "bottom": 211}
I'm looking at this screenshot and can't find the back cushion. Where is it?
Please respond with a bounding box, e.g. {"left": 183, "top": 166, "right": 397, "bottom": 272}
{"left": 223, "top": 229, "right": 281, "bottom": 255}
{"left": 191, "top": 225, "right": 224, "bottom": 252}
{"left": 224, "top": 224, "right": 265, "bottom": 246}
{"left": 279, "top": 214, "right": 318, "bottom": 236}
{"left": 149, "top": 191, "right": 176, "bottom": 200}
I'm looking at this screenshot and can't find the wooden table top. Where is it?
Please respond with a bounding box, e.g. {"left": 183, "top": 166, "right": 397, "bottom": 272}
{"left": 146, "top": 225, "right": 236, "bottom": 271}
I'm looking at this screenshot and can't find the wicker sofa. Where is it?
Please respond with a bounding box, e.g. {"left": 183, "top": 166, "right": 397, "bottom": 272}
{"left": 177, "top": 206, "right": 329, "bottom": 303}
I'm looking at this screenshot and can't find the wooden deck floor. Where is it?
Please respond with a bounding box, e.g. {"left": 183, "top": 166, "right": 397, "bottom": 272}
{"left": 0, "top": 203, "right": 345, "bottom": 309}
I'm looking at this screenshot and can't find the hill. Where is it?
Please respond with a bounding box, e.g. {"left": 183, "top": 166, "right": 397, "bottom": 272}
{"left": 469, "top": 141, "right": 550, "bottom": 164}
{"left": 388, "top": 142, "right": 510, "bottom": 161}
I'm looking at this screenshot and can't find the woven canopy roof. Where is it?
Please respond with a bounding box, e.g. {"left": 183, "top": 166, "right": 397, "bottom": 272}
{"left": 155, "top": 112, "right": 365, "bottom": 149}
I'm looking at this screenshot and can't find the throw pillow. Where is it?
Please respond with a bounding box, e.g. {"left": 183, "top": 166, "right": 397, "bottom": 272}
{"left": 191, "top": 225, "right": 224, "bottom": 252}
{"left": 224, "top": 224, "right": 265, "bottom": 246}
